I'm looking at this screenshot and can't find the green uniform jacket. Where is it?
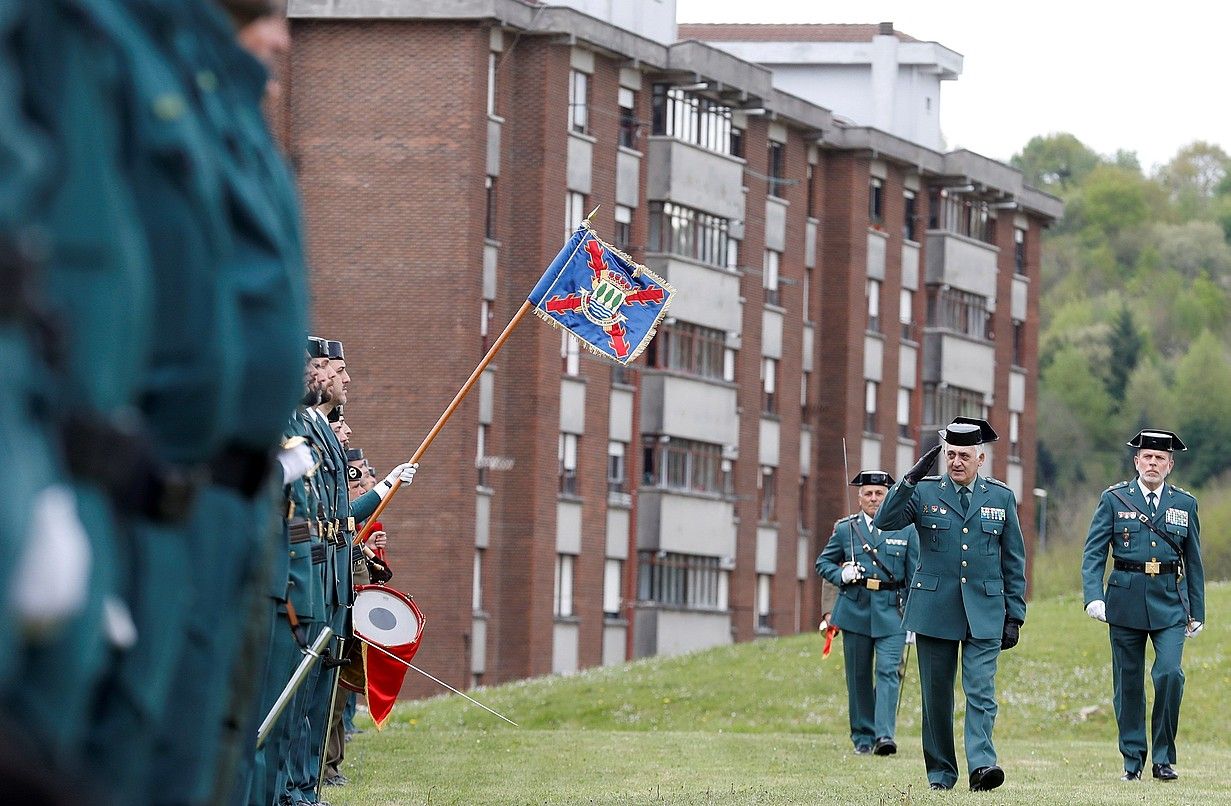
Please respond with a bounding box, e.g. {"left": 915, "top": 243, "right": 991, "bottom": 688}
{"left": 284, "top": 409, "right": 325, "bottom": 622}
{"left": 1081, "top": 480, "right": 1205, "bottom": 630}
{"left": 817, "top": 516, "right": 918, "bottom": 638}
{"left": 875, "top": 474, "right": 1027, "bottom": 641}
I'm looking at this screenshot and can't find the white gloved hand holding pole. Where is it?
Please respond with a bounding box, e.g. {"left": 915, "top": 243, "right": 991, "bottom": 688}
{"left": 1085, "top": 600, "right": 1107, "bottom": 622}
{"left": 840, "top": 562, "right": 863, "bottom": 584}
{"left": 377, "top": 462, "right": 418, "bottom": 497}
{"left": 1185, "top": 620, "right": 1203, "bottom": 638}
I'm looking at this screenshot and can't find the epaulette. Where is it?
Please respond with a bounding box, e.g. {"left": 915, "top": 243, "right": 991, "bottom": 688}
{"left": 983, "top": 476, "right": 1010, "bottom": 490}
{"left": 1106, "top": 480, "right": 1130, "bottom": 492}
{"left": 1169, "top": 484, "right": 1196, "bottom": 500}
{"left": 833, "top": 514, "right": 859, "bottom": 527}
{"left": 921, "top": 474, "right": 942, "bottom": 482}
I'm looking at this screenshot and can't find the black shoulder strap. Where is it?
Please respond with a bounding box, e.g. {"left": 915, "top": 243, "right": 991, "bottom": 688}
{"left": 1109, "top": 488, "right": 1185, "bottom": 560}
{"left": 860, "top": 532, "right": 898, "bottom": 585}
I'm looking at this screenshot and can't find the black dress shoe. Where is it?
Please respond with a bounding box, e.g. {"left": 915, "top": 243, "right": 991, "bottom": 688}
{"left": 854, "top": 744, "right": 872, "bottom": 755}
{"left": 969, "top": 765, "right": 1005, "bottom": 791}
{"left": 928, "top": 782, "right": 951, "bottom": 790}
{"left": 873, "top": 736, "right": 897, "bottom": 756}
{"left": 1152, "top": 763, "right": 1178, "bottom": 781}
{"left": 1120, "top": 769, "right": 1141, "bottom": 781}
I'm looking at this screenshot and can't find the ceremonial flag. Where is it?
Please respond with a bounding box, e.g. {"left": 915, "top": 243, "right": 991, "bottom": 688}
{"left": 528, "top": 220, "right": 675, "bottom": 365}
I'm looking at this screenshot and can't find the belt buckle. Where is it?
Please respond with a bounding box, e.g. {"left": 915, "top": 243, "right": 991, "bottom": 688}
{"left": 866, "top": 578, "right": 881, "bottom": 591}
{"left": 1144, "top": 560, "right": 1161, "bottom": 576}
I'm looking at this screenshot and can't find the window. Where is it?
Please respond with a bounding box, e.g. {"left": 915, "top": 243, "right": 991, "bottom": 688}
{"left": 618, "top": 87, "right": 637, "bottom": 148}
{"left": 903, "top": 189, "right": 918, "bottom": 241}
{"left": 865, "top": 380, "right": 879, "bottom": 434}
{"left": 568, "top": 70, "right": 588, "bottom": 134}
{"left": 756, "top": 573, "right": 772, "bottom": 631}
{"left": 899, "top": 287, "right": 914, "bottom": 341}
{"left": 800, "top": 370, "right": 811, "bottom": 420}
{"left": 646, "top": 321, "right": 727, "bottom": 380}
{"left": 561, "top": 331, "right": 580, "bottom": 375}
{"left": 611, "top": 363, "right": 633, "bottom": 386}
{"left": 648, "top": 202, "right": 733, "bottom": 268}
{"left": 642, "top": 436, "right": 726, "bottom": 495}
{"left": 798, "top": 475, "right": 812, "bottom": 532}
{"left": 1009, "top": 411, "right": 1021, "bottom": 460}
{"left": 487, "top": 52, "right": 498, "bottom": 117}
{"left": 603, "top": 558, "right": 623, "bottom": 617}
{"left": 476, "top": 423, "right": 491, "bottom": 488}
{"left": 866, "top": 278, "right": 881, "bottom": 333}
{"left": 637, "top": 551, "right": 728, "bottom": 611}
{"left": 923, "top": 383, "right": 987, "bottom": 427}
{"left": 1012, "top": 321, "right": 1025, "bottom": 367}
{"left": 559, "top": 432, "right": 579, "bottom": 495}
{"left": 651, "top": 84, "right": 734, "bottom": 155}
{"left": 607, "top": 441, "right": 627, "bottom": 495}
{"left": 485, "top": 176, "right": 497, "bottom": 239}
{"left": 554, "top": 554, "right": 575, "bottom": 617}
{"left": 1015, "top": 227, "right": 1027, "bottom": 275}
{"left": 614, "top": 205, "right": 632, "bottom": 252}
{"left": 763, "top": 249, "right": 781, "bottom": 307}
{"left": 806, "top": 163, "right": 816, "bottom": 218}
{"left": 759, "top": 465, "right": 777, "bottom": 522}
{"left": 480, "top": 299, "right": 492, "bottom": 352}
{"left": 803, "top": 266, "right": 813, "bottom": 322}
{"left": 897, "top": 387, "right": 912, "bottom": 440}
{"left": 565, "top": 191, "right": 586, "bottom": 239}
{"left": 869, "top": 177, "right": 884, "bottom": 224}
{"left": 928, "top": 188, "right": 995, "bottom": 244}
{"left": 767, "top": 141, "right": 785, "bottom": 199}
{"left": 761, "top": 357, "right": 777, "bottom": 415}
{"left": 926, "top": 286, "right": 992, "bottom": 341}
{"left": 473, "top": 548, "right": 484, "bottom": 612}
{"left": 729, "top": 126, "right": 744, "bottom": 159}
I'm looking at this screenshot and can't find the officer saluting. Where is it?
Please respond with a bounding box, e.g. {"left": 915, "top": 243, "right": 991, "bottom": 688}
{"left": 874, "top": 417, "right": 1027, "bottom": 792}
{"left": 817, "top": 470, "right": 918, "bottom": 757}
{"left": 1081, "top": 429, "right": 1205, "bottom": 783}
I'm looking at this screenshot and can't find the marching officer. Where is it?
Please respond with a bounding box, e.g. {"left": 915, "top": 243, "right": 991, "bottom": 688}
{"left": 817, "top": 470, "right": 918, "bottom": 756}
{"left": 874, "top": 417, "right": 1027, "bottom": 792}
{"left": 1081, "top": 429, "right": 1205, "bottom": 782}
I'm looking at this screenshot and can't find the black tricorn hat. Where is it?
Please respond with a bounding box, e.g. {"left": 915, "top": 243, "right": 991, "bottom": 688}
{"left": 346, "top": 465, "right": 362, "bottom": 481}
{"left": 850, "top": 470, "right": 894, "bottom": 487}
{"left": 938, "top": 416, "right": 998, "bottom": 446}
{"left": 327, "top": 405, "right": 344, "bottom": 423}
{"left": 345, "top": 448, "right": 365, "bottom": 462}
{"left": 307, "top": 336, "right": 329, "bottom": 358}
{"left": 325, "top": 340, "right": 345, "bottom": 361}
{"left": 1127, "top": 429, "right": 1187, "bottom": 452}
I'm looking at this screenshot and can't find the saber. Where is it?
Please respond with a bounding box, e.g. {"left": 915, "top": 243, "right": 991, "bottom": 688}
{"left": 256, "top": 626, "right": 335, "bottom": 748}
{"left": 356, "top": 635, "right": 519, "bottom": 727}
{"left": 896, "top": 641, "right": 912, "bottom": 717}
{"left": 841, "top": 438, "right": 857, "bottom": 562}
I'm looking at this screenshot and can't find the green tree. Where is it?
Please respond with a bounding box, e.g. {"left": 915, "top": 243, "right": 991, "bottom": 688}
{"left": 1104, "top": 306, "right": 1143, "bottom": 403}
{"left": 1174, "top": 331, "right": 1231, "bottom": 485}
{"left": 1011, "top": 133, "right": 1102, "bottom": 192}
{"left": 1157, "top": 141, "right": 1231, "bottom": 220}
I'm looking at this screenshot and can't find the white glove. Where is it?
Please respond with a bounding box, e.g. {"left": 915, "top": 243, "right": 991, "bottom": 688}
{"left": 382, "top": 462, "right": 418, "bottom": 487}
{"left": 905, "top": 631, "right": 916, "bottom": 645}
{"left": 840, "top": 562, "right": 863, "bottom": 583}
{"left": 1185, "top": 620, "right": 1203, "bottom": 638}
{"left": 277, "top": 442, "right": 315, "bottom": 484}
{"left": 1086, "top": 600, "right": 1107, "bottom": 622}
{"left": 12, "top": 485, "right": 92, "bottom": 635}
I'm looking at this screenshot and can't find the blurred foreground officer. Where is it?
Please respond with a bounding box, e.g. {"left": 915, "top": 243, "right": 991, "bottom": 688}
{"left": 875, "top": 418, "right": 1026, "bottom": 792}
{"left": 1081, "top": 429, "right": 1205, "bottom": 783}
{"left": 817, "top": 471, "right": 917, "bottom": 756}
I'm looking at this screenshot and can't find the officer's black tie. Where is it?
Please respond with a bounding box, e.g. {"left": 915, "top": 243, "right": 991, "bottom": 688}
{"left": 959, "top": 486, "right": 971, "bottom": 517}
{"left": 1147, "top": 491, "right": 1157, "bottom": 517}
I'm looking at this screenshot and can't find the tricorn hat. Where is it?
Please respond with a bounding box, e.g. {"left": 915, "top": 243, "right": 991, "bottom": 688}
{"left": 346, "top": 465, "right": 363, "bottom": 482}
{"left": 850, "top": 470, "right": 894, "bottom": 487}
{"left": 1127, "top": 429, "right": 1187, "bottom": 452}
{"left": 938, "top": 416, "right": 998, "bottom": 446}
{"left": 345, "top": 448, "right": 365, "bottom": 462}
{"left": 325, "top": 340, "right": 345, "bottom": 361}
{"left": 307, "top": 336, "right": 329, "bottom": 358}
{"left": 327, "top": 405, "right": 344, "bottom": 424}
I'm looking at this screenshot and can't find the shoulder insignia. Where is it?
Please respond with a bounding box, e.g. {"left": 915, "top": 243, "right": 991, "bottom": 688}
{"left": 834, "top": 514, "right": 858, "bottom": 527}
{"left": 984, "top": 476, "right": 1010, "bottom": 489}
{"left": 1169, "top": 485, "right": 1195, "bottom": 500}
{"left": 1107, "top": 480, "right": 1130, "bottom": 491}
{"left": 921, "top": 475, "right": 942, "bottom": 482}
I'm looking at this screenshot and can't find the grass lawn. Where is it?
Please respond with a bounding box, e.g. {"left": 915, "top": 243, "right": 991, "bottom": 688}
{"left": 328, "top": 584, "right": 1231, "bottom": 805}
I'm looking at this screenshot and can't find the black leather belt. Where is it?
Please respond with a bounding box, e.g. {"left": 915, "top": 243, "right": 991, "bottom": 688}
{"left": 350, "top": 545, "right": 365, "bottom": 564}
{"left": 288, "top": 519, "right": 314, "bottom": 544}
{"left": 849, "top": 578, "right": 905, "bottom": 591}
{"left": 210, "top": 443, "right": 273, "bottom": 498}
{"left": 62, "top": 411, "right": 201, "bottom": 523}
{"left": 310, "top": 543, "right": 326, "bottom": 565}
{"left": 1114, "top": 558, "right": 1179, "bottom": 576}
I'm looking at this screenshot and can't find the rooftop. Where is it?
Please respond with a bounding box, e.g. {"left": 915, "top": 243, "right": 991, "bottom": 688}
{"left": 676, "top": 22, "right": 921, "bottom": 44}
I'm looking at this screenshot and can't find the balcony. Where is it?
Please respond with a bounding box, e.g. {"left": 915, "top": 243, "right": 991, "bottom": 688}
{"left": 646, "top": 136, "right": 745, "bottom": 221}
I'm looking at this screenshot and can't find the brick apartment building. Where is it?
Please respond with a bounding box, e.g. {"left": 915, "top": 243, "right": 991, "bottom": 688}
{"left": 281, "top": 0, "right": 1062, "bottom": 695}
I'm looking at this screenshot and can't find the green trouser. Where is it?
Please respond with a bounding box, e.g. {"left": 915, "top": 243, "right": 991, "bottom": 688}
{"left": 1110, "top": 622, "right": 1186, "bottom": 772}
{"left": 915, "top": 634, "right": 1001, "bottom": 788}
{"left": 842, "top": 630, "right": 906, "bottom": 748}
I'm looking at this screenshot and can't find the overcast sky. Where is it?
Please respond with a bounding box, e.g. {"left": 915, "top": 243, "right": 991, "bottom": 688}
{"left": 675, "top": 0, "right": 1231, "bottom": 173}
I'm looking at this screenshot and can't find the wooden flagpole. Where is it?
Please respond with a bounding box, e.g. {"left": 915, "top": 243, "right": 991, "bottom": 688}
{"left": 355, "top": 299, "right": 534, "bottom": 544}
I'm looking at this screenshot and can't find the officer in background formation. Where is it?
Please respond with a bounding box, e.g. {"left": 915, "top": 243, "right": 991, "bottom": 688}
{"left": 817, "top": 471, "right": 918, "bottom": 757}
{"left": 1081, "top": 429, "right": 1205, "bottom": 783}
{"left": 0, "top": 0, "right": 317, "bottom": 802}
{"left": 875, "top": 417, "right": 1027, "bottom": 792}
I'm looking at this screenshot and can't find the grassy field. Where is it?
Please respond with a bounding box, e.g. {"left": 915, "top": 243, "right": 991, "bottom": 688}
{"left": 329, "top": 584, "right": 1231, "bottom": 805}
